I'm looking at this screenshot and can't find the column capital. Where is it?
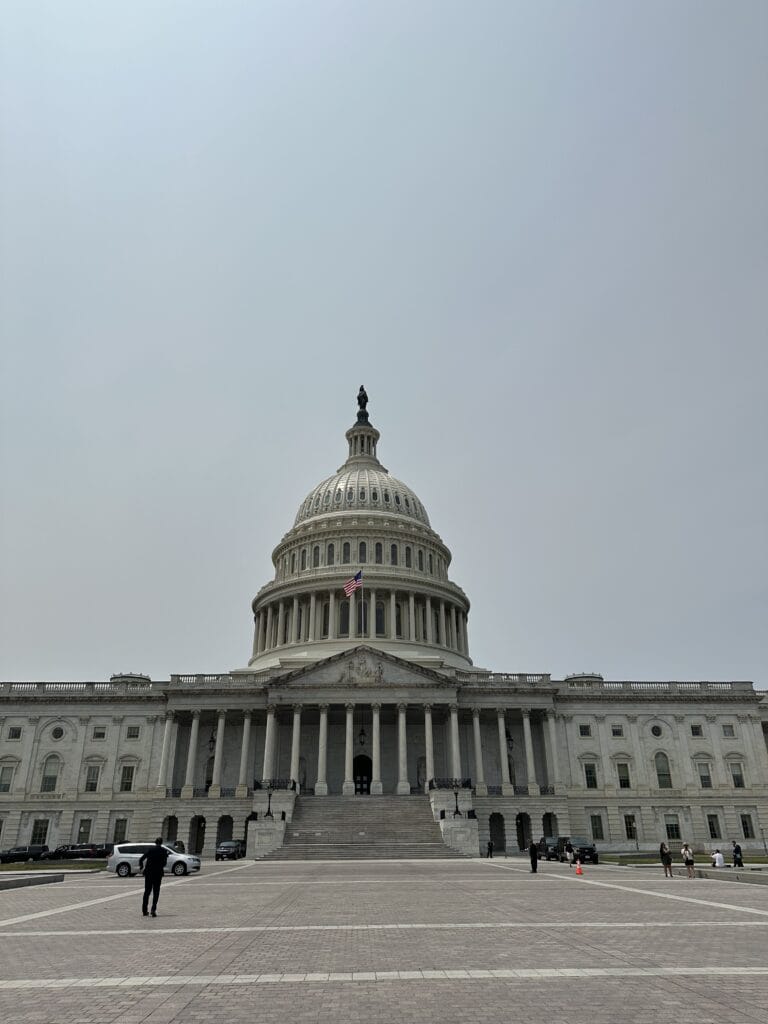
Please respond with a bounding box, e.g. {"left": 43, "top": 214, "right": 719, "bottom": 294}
{"left": 423, "top": 703, "right": 433, "bottom": 713}
{"left": 397, "top": 702, "right": 407, "bottom": 713}
{"left": 266, "top": 704, "right": 277, "bottom": 715}
{"left": 345, "top": 702, "right": 355, "bottom": 712}
{"left": 164, "top": 710, "right": 175, "bottom": 721}
{"left": 241, "top": 708, "right": 253, "bottom": 718}
{"left": 542, "top": 708, "right": 554, "bottom": 719}
{"left": 471, "top": 706, "right": 481, "bottom": 718}
{"left": 495, "top": 706, "right": 507, "bottom": 719}
{"left": 448, "top": 703, "right": 458, "bottom": 714}
{"left": 190, "top": 710, "right": 201, "bottom": 720}
{"left": 216, "top": 708, "right": 228, "bottom": 718}
{"left": 371, "top": 703, "right": 381, "bottom": 713}
{"left": 318, "top": 703, "right": 329, "bottom": 713}
{"left": 521, "top": 706, "right": 532, "bottom": 717}
{"left": 292, "top": 703, "right": 303, "bottom": 714}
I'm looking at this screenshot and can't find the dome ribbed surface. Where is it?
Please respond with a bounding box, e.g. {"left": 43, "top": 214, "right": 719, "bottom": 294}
{"left": 294, "top": 466, "right": 431, "bottom": 527}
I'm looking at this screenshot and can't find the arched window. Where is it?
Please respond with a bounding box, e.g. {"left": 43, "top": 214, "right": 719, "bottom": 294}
{"left": 359, "top": 488, "right": 366, "bottom": 501}
{"left": 300, "top": 548, "right": 307, "bottom": 571}
{"left": 339, "top": 600, "right": 350, "bottom": 637}
{"left": 428, "top": 552, "right": 434, "bottom": 574}
{"left": 405, "top": 546, "right": 412, "bottom": 568}
{"left": 655, "top": 752, "right": 672, "bottom": 789}
{"left": 375, "top": 601, "right": 385, "bottom": 636}
{"left": 291, "top": 552, "right": 296, "bottom": 574}
{"left": 342, "top": 542, "right": 351, "bottom": 564}
{"left": 418, "top": 549, "right": 424, "bottom": 571}
{"left": 372, "top": 489, "right": 379, "bottom": 502}
{"left": 375, "top": 542, "right": 383, "bottom": 564}
{"left": 323, "top": 491, "right": 331, "bottom": 506}
{"left": 312, "top": 545, "right": 320, "bottom": 568}
{"left": 327, "top": 543, "right": 335, "bottom": 566}
{"left": 41, "top": 755, "right": 59, "bottom": 793}
{"left": 359, "top": 541, "right": 367, "bottom": 563}
{"left": 390, "top": 544, "right": 398, "bottom": 566}
{"left": 335, "top": 489, "right": 342, "bottom": 504}
{"left": 347, "top": 488, "right": 354, "bottom": 501}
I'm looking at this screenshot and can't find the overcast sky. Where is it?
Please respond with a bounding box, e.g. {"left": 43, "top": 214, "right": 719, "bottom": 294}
{"left": 1, "top": 1, "right": 766, "bottom": 687}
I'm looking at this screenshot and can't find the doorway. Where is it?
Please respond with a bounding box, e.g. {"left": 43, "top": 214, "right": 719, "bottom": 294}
{"left": 189, "top": 815, "right": 206, "bottom": 854}
{"left": 353, "top": 754, "right": 372, "bottom": 794}
{"left": 489, "top": 812, "right": 506, "bottom": 853}
{"left": 515, "top": 812, "right": 531, "bottom": 851}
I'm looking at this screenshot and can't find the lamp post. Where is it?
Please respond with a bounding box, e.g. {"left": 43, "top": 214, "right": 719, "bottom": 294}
{"left": 761, "top": 827, "right": 767, "bottom": 858}
{"left": 265, "top": 784, "right": 274, "bottom": 819}
{"left": 453, "top": 783, "right": 461, "bottom": 817}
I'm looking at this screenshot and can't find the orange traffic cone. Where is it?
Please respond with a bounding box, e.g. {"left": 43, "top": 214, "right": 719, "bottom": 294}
{"left": 575, "top": 860, "right": 583, "bottom": 875}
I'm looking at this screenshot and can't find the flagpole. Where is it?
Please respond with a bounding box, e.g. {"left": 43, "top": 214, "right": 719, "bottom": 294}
{"left": 360, "top": 569, "right": 364, "bottom": 640}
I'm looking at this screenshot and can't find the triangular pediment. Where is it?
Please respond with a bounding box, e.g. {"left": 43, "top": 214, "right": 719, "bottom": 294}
{"left": 276, "top": 645, "right": 454, "bottom": 690}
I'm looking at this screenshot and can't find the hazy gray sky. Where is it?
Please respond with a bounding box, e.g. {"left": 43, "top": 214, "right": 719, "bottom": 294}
{"left": 1, "top": 1, "right": 766, "bottom": 686}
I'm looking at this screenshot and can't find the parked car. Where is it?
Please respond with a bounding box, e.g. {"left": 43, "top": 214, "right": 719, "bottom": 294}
{"left": 92, "top": 843, "right": 114, "bottom": 859}
{"left": 556, "top": 835, "right": 599, "bottom": 864}
{"left": 215, "top": 839, "right": 246, "bottom": 861}
{"left": 107, "top": 843, "right": 201, "bottom": 878}
{"left": 0, "top": 845, "right": 49, "bottom": 864}
{"left": 41, "top": 844, "right": 99, "bottom": 861}
{"left": 537, "top": 836, "right": 559, "bottom": 860}
{"left": 41, "top": 845, "right": 73, "bottom": 860}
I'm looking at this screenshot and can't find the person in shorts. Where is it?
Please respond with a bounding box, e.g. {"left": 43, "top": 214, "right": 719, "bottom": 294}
{"left": 680, "top": 842, "right": 695, "bottom": 879}
{"left": 659, "top": 842, "right": 673, "bottom": 878}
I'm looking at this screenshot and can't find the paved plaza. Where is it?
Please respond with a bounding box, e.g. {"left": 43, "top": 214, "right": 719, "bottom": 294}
{"left": 1, "top": 858, "right": 768, "bottom": 1024}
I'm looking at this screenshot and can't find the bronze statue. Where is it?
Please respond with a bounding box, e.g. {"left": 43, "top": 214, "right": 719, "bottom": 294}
{"left": 357, "top": 385, "right": 368, "bottom": 411}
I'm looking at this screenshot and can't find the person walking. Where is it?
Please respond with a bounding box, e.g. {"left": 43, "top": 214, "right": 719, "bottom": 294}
{"left": 680, "top": 842, "right": 695, "bottom": 879}
{"left": 659, "top": 842, "right": 673, "bottom": 878}
{"left": 529, "top": 841, "right": 538, "bottom": 873}
{"left": 486, "top": 839, "right": 494, "bottom": 859}
{"left": 732, "top": 841, "right": 744, "bottom": 868}
{"left": 139, "top": 838, "right": 169, "bottom": 917}
{"left": 565, "top": 840, "right": 574, "bottom": 867}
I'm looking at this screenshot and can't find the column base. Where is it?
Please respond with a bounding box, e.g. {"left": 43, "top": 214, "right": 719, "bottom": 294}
{"left": 180, "top": 785, "right": 194, "bottom": 800}
{"left": 235, "top": 785, "right": 249, "bottom": 799}
{"left": 207, "top": 785, "right": 221, "bottom": 799}
{"left": 396, "top": 781, "right": 411, "bottom": 795}
{"left": 370, "top": 780, "right": 383, "bottom": 795}
{"left": 474, "top": 783, "right": 488, "bottom": 796}
{"left": 528, "top": 783, "right": 540, "bottom": 796}
{"left": 154, "top": 785, "right": 168, "bottom": 797}
{"left": 315, "top": 782, "right": 328, "bottom": 796}
{"left": 342, "top": 781, "right": 355, "bottom": 796}
{"left": 501, "top": 784, "right": 515, "bottom": 797}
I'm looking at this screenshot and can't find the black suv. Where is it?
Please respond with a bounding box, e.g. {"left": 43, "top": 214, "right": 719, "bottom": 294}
{"left": 215, "top": 839, "right": 246, "bottom": 861}
{"left": 556, "top": 836, "right": 599, "bottom": 864}
{"left": 0, "top": 845, "right": 49, "bottom": 864}
{"left": 537, "top": 836, "right": 559, "bottom": 861}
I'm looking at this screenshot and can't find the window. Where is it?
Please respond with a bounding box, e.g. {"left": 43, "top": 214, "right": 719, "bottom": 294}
{"left": 741, "top": 814, "right": 755, "bottom": 839}
{"left": 651, "top": 725, "right": 662, "bottom": 738}
{"left": 126, "top": 726, "right": 140, "bottom": 740}
{"left": 0, "top": 766, "right": 14, "bottom": 793}
{"left": 371, "top": 489, "right": 378, "bottom": 502}
{"left": 31, "top": 819, "right": 49, "bottom": 845}
{"left": 312, "top": 545, "right": 320, "bottom": 568}
{"left": 327, "top": 543, "right": 335, "bottom": 566}
{"left": 359, "top": 488, "right": 366, "bottom": 501}
{"left": 722, "top": 723, "right": 735, "bottom": 738}
{"left": 664, "top": 814, "right": 681, "bottom": 841}
{"left": 405, "top": 546, "right": 412, "bottom": 568}
{"left": 395, "top": 602, "right": 403, "bottom": 638}
{"left": 383, "top": 490, "right": 390, "bottom": 503}
{"left": 77, "top": 818, "right": 92, "bottom": 843}
{"left": 85, "top": 765, "right": 100, "bottom": 792}
{"left": 335, "top": 488, "right": 342, "bottom": 503}
{"left": 418, "top": 549, "right": 424, "bottom": 571}
{"left": 691, "top": 724, "right": 703, "bottom": 737}
{"left": 611, "top": 724, "right": 624, "bottom": 737}
{"left": 375, "top": 601, "right": 385, "bottom": 637}
{"left": 390, "top": 544, "right": 398, "bottom": 566}
{"left": 342, "top": 542, "right": 351, "bottom": 564}
{"left": 697, "top": 762, "right": 713, "bottom": 789}
{"left": 729, "top": 762, "right": 745, "bottom": 789}
{"left": 624, "top": 814, "right": 637, "bottom": 841}
{"left": 707, "top": 814, "right": 721, "bottom": 840}
{"left": 119, "top": 766, "right": 135, "bottom": 792}
{"left": 321, "top": 602, "right": 329, "bottom": 638}
{"left": 584, "top": 763, "right": 598, "bottom": 789}
{"left": 579, "top": 724, "right": 591, "bottom": 737}
{"left": 359, "top": 541, "right": 367, "bottom": 563}
{"left": 374, "top": 542, "right": 383, "bottom": 564}
{"left": 300, "top": 548, "right": 307, "bottom": 571}
{"left": 654, "top": 752, "right": 672, "bottom": 789}
{"left": 113, "top": 818, "right": 128, "bottom": 843}
{"left": 339, "top": 600, "right": 350, "bottom": 637}
{"left": 590, "top": 815, "right": 604, "bottom": 841}
{"left": 7, "top": 726, "right": 21, "bottom": 740}
{"left": 617, "top": 763, "right": 631, "bottom": 789}
{"left": 51, "top": 726, "right": 64, "bottom": 740}
{"left": 290, "top": 552, "right": 296, "bottom": 573}
{"left": 92, "top": 726, "right": 106, "bottom": 740}
{"left": 428, "top": 553, "right": 433, "bottom": 574}
{"left": 41, "top": 756, "right": 59, "bottom": 793}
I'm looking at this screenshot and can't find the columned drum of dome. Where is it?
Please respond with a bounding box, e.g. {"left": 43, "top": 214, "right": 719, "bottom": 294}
{"left": 246, "top": 392, "right": 472, "bottom": 672}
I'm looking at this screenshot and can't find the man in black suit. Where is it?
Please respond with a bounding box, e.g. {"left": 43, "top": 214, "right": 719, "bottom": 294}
{"left": 139, "top": 838, "right": 169, "bottom": 917}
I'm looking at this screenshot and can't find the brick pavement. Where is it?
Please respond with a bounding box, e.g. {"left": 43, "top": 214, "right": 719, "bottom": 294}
{"left": 0, "top": 858, "right": 767, "bottom": 1023}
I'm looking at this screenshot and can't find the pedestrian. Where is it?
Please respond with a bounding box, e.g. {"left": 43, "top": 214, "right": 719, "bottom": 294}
{"left": 486, "top": 839, "right": 494, "bottom": 859}
{"left": 711, "top": 849, "right": 724, "bottom": 868}
{"left": 565, "top": 840, "right": 574, "bottom": 867}
{"left": 139, "top": 837, "right": 169, "bottom": 918}
{"left": 732, "top": 840, "right": 744, "bottom": 868}
{"left": 680, "top": 842, "right": 695, "bottom": 879}
{"left": 659, "top": 841, "right": 673, "bottom": 878}
{"left": 529, "top": 841, "right": 538, "bottom": 873}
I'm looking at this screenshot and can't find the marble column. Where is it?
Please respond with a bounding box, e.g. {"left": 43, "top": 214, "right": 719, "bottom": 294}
{"left": 182, "top": 710, "right": 201, "bottom": 797}
{"left": 315, "top": 704, "right": 329, "bottom": 795}
{"left": 389, "top": 590, "right": 397, "bottom": 638}
{"left": 208, "top": 708, "right": 227, "bottom": 798}
{"left": 262, "top": 705, "right": 276, "bottom": 782}
{"left": 521, "top": 708, "right": 540, "bottom": 795}
{"left": 449, "top": 606, "right": 458, "bottom": 649}
{"left": 259, "top": 612, "right": 267, "bottom": 653}
{"left": 292, "top": 597, "right": 300, "bottom": 643}
{"left": 342, "top": 703, "right": 355, "bottom": 795}
{"left": 438, "top": 601, "right": 447, "bottom": 646}
{"left": 252, "top": 614, "right": 261, "bottom": 657}
{"left": 424, "top": 704, "right": 435, "bottom": 792}
{"left": 265, "top": 605, "right": 274, "bottom": 649}
{"left": 497, "top": 708, "right": 513, "bottom": 795}
{"left": 409, "top": 594, "right": 416, "bottom": 641}
{"left": 371, "top": 703, "right": 383, "bottom": 795}
{"left": 425, "top": 597, "right": 433, "bottom": 643}
{"left": 546, "top": 710, "right": 560, "bottom": 791}
{"left": 455, "top": 611, "right": 464, "bottom": 654}
{"left": 276, "top": 602, "right": 285, "bottom": 647}
{"left": 328, "top": 591, "right": 337, "bottom": 640}
{"left": 472, "top": 707, "right": 487, "bottom": 795}
{"left": 369, "top": 588, "right": 377, "bottom": 639}
{"left": 290, "top": 705, "right": 302, "bottom": 791}
{"left": 462, "top": 614, "right": 469, "bottom": 655}
{"left": 236, "top": 710, "right": 252, "bottom": 797}
{"left": 156, "top": 712, "right": 174, "bottom": 791}
{"left": 449, "top": 703, "right": 461, "bottom": 779}
{"left": 309, "top": 594, "right": 317, "bottom": 641}
{"left": 397, "top": 703, "right": 410, "bottom": 794}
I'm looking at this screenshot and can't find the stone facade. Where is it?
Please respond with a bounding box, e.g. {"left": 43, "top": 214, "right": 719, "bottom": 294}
{"left": 1, "top": 398, "right": 766, "bottom": 857}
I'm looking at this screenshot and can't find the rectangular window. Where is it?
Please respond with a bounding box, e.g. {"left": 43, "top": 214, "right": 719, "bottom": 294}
{"left": 92, "top": 727, "right": 106, "bottom": 740}
{"left": 617, "top": 763, "right": 631, "bottom": 789}
{"left": 611, "top": 724, "right": 624, "bottom": 737}
{"left": 85, "top": 765, "right": 100, "bottom": 792}
{"left": 590, "top": 814, "right": 604, "bottom": 841}
{"left": 741, "top": 814, "right": 755, "bottom": 839}
{"left": 7, "top": 726, "right": 22, "bottom": 740}
{"left": 624, "top": 814, "right": 637, "bottom": 840}
{"left": 707, "top": 814, "right": 721, "bottom": 840}
{"left": 579, "top": 724, "right": 591, "bottom": 737}
{"left": 77, "top": 819, "right": 92, "bottom": 843}
{"left": 126, "top": 726, "right": 140, "bottom": 740}
{"left": 31, "top": 819, "right": 49, "bottom": 845}
{"left": 691, "top": 724, "right": 703, "bottom": 737}
{"left": 0, "top": 766, "right": 14, "bottom": 793}
{"left": 664, "top": 814, "right": 681, "bottom": 841}
{"left": 722, "top": 723, "right": 735, "bottom": 737}
{"left": 113, "top": 818, "right": 128, "bottom": 843}
{"left": 697, "top": 762, "right": 713, "bottom": 789}
{"left": 584, "top": 763, "right": 598, "bottom": 789}
{"left": 40, "top": 768, "right": 57, "bottom": 793}
{"left": 730, "top": 763, "right": 745, "bottom": 789}
{"left": 119, "top": 766, "right": 135, "bottom": 792}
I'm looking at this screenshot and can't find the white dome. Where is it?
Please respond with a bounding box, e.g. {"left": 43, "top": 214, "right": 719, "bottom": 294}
{"left": 294, "top": 466, "right": 430, "bottom": 527}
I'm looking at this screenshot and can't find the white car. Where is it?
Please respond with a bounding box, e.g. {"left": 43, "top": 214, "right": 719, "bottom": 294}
{"left": 107, "top": 842, "right": 201, "bottom": 878}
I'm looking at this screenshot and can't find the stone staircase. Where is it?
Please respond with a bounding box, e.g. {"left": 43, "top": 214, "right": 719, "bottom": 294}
{"left": 260, "top": 794, "right": 467, "bottom": 860}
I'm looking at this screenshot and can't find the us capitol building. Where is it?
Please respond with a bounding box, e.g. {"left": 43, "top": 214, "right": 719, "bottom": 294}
{"left": 1, "top": 391, "right": 766, "bottom": 859}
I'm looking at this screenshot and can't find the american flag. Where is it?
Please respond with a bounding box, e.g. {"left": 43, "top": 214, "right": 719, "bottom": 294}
{"left": 343, "top": 570, "right": 363, "bottom": 597}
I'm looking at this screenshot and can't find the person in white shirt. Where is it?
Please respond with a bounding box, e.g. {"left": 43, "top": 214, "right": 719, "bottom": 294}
{"left": 711, "top": 849, "right": 725, "bottom": 868}
{"left": 680, "top": 843, "right": 695, "bottom": 879}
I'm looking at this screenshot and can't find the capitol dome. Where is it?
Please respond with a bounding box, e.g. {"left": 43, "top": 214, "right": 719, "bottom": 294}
{"left": 244, "top": 391, "right": 471, "bottom": 672}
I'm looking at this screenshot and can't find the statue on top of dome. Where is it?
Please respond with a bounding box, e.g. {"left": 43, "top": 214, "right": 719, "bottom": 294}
{"left": 357, "top": 385, "right": 368, "bottom": 411}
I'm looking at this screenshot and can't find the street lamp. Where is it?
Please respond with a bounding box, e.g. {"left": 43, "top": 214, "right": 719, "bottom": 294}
{"left": 761, "top": 827, "right": 767, "bottom": 858}
{"left": 265, "top": 784, "right": 274, "bottom": 819}
{"left": 453, "top": 784, "right": 461, "bottom": 817}
{"left": 207, "top": 729, "right": 216, "bottom": 754}
{"left": 358, "top": 726, "right": 366, "bottom": 747}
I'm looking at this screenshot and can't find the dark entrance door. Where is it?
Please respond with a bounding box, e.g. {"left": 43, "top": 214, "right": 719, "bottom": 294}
{"left": 353, "top": 754, "right": 372, "bottom": 794}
